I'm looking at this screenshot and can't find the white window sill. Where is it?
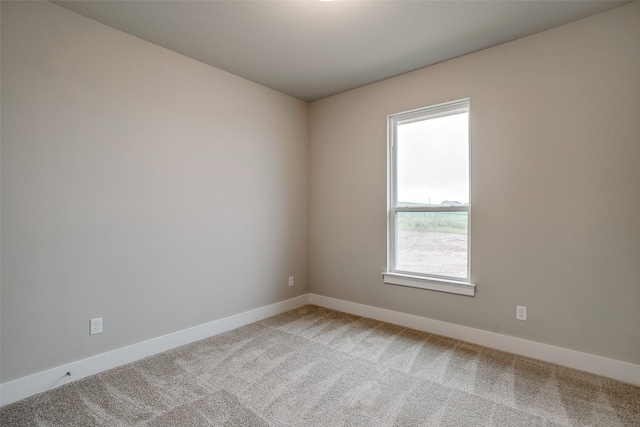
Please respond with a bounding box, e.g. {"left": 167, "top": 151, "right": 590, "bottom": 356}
{"left": 382, "top": 272, "right": 475, "bottom": 296}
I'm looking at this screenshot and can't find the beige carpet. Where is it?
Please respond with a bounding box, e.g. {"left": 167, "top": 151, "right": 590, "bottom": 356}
{"left": 2, "top": 305, "right": 639, "bottom": 426}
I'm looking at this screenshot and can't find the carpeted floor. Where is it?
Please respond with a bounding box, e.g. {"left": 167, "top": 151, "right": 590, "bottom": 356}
{"left": 1, "top": 305, "right": 639, "bottom": 426}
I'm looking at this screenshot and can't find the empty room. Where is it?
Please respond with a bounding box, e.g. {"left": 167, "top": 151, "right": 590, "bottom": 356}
{"left": 1, "top": 0, "right": 639, "bottom": 425}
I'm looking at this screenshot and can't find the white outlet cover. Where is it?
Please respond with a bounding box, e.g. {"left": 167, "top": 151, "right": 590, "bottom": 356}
{"left": 90, "top": 318, "right": 103, "bottom": 335}
{"left": 516, "top": 306, "right": 527, "bottom": 321}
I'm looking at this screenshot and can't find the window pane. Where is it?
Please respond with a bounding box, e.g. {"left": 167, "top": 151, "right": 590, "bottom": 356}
{"left": 397, "top": 113, "right": 468, "bottom": 206}
{"left": 395, "top": 211, "right": 468, "bottom": 279}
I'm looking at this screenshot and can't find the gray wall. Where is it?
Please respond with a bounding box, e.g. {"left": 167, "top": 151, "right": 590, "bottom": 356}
{"left": 310, "top": 3, "right": 640, "bottom": 365}
{"left": 1, "top": 1, "right": 309, "bottom": 382}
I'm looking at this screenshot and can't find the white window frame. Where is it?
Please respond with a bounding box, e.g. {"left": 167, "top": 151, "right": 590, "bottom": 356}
{"left": 383, "top": 99, "right": 475, "bottom": 296}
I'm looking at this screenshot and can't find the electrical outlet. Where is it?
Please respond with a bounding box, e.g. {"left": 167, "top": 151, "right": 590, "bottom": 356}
{"left": 90, "top": 317, "right": 103, "bottom": 335}
{"left": 289, "top": 276, "right": 294, "bottom": 287}
{"left": 516, "top": 306, "right": 527, "bottom": 321}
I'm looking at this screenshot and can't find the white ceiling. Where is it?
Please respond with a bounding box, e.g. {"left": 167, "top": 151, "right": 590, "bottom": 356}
{"left": 52, "top": 0, "right": 630, "bottom": 102}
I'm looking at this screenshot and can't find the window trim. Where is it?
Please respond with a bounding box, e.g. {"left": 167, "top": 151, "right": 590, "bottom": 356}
{"left": 384, "top": 98, "right": 475, "bottom": 296}
{"left": 382, "top": 272, "right": 475, "bottom": 296}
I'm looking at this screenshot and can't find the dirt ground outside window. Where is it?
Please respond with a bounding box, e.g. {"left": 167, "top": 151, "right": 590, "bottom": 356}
{"left": 396, "top": 230, "right": 467, "bottom": 278}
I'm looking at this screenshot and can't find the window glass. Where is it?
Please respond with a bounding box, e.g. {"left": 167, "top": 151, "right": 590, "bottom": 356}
{"left": 395, "top": 211, "right": 468, "bottom": 278}
{"left": 397, "top": 113, "right": 469, "bottom": 206}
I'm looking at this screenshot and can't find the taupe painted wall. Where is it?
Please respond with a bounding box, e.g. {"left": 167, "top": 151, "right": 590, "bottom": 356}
{"left": 1, "top": 1, "right": 309, "bottom": 382}
{"left": 310, "top": 3, "right": 640, "bottom": 365}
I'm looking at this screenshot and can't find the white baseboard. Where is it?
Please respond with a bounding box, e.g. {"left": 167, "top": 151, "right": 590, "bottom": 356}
{"left": 0, "top": 294, "right": 309, "bottom": 407}
{"left": 308, "top": 293, "right": 640, "bottom": 386}
{"left": 3, "top": 293, "right": 638, "bottom": 407}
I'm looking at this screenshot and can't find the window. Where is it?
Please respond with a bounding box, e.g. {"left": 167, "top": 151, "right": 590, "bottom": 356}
{"left": 384, "top": 99, "right": 475, "bottom": 296}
